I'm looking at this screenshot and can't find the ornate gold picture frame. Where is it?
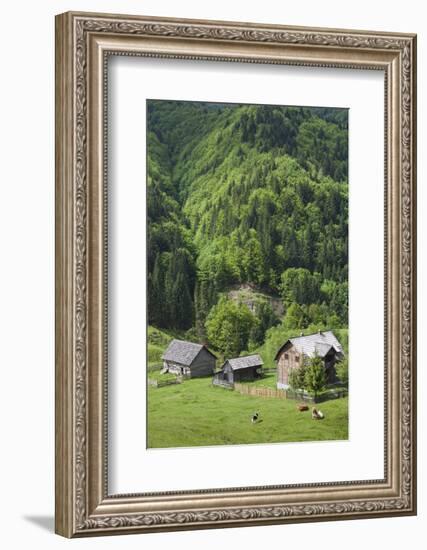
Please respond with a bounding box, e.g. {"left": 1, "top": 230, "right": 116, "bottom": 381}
{"left": 55, "top": 11, "right": 417, "bottom": 537}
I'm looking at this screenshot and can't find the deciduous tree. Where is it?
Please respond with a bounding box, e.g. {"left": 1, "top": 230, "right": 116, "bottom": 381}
{"left": 206, "top": 296, "right": 256, "bottom": 357}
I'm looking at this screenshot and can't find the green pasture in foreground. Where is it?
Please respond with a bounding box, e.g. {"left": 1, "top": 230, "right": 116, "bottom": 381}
{"left": 147, "top": 376, "right": 348, "bottom": 448}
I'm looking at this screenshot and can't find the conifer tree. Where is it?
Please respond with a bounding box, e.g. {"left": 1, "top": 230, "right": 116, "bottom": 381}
{"left": 304, "top": 354, "right": 327, "bottom": 398}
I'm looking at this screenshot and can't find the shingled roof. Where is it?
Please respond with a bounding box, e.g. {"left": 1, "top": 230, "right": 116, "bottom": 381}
{"left": 162, "top": 339, "right": 216, "bottom": 366}
{"left": 274, "top": 330, "right": 344, "bottom": 360}
{"left": 224, "top": 354, "right": 264, "bottom": 371}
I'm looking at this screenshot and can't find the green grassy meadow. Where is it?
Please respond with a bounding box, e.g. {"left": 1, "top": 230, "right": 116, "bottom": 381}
{"left": 147, "top": 376, "right": 348, "bottom": 448}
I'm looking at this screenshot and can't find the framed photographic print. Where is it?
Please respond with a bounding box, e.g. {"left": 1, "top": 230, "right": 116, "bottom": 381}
{"left": 55, "top": 11, "right": 417, "bottom": 537}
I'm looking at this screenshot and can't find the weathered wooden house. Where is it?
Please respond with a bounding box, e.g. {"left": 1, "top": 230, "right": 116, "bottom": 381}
{"left": 275, "top": 330, "right": 344, "bottom": 389}
{"left": 213, "top": 354, "right": 264, "bottom": 386}
{"left": 161, "top": 339, "right": 217, "bottom": 378}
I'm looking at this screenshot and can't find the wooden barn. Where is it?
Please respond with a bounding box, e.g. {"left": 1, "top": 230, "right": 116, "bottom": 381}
{"left": 275, "top": 330, "right": 344, "bottom": 390}
{"left": 213, "top": 354, "right": 264, "bottom": 386}
{"left": 161, "top": 339, "right": 217, "bottom": 378}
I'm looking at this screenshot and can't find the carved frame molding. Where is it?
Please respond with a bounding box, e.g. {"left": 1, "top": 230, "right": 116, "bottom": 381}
{"left": 55, "top": 11, "right": 416, "bottom": 537}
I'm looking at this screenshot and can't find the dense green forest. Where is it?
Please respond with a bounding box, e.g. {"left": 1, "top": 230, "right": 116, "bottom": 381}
{"left": 147, "top": 100, "right": 348, "bottom": 358}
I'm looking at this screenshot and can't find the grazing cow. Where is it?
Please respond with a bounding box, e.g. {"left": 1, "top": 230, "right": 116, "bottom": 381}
{"left": 312, "top": 407, "right": 324, "bottom": 420}
{"left": 251, "top": 412, "right": 260, "bottom": 423}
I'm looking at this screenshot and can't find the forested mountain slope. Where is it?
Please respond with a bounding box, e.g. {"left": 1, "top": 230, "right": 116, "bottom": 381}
{"left": 147, "top": 100, "right": 348, "bottom": 354}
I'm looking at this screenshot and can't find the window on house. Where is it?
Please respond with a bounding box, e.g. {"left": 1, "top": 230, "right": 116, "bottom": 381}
{"left": 295, "top": 355, "right": 299, "bottom": 363}
{"left": 284, "top": 353, "right": 289, "bottom": 360}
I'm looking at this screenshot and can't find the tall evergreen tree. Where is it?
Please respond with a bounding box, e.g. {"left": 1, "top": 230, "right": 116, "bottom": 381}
{"left": 304, "top": 354, "right": 327, "bottom": 398}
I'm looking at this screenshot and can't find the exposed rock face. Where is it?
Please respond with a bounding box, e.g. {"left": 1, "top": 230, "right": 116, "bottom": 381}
{"left": 228, "top": 284, "right": 284, "bottom": 318}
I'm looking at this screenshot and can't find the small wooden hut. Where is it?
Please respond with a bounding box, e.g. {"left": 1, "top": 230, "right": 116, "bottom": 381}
{"left": 161, "top": 339, "right": 217, "bottom": 378}
{"left": 213, "top": 354, "right": 264, "bottom": 386}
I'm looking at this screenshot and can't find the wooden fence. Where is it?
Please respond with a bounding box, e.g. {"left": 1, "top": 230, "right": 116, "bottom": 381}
{"left": 147, "top": 377, "right": 182, "bottom": 388}
{"left": 315, "top": 388, "right": 348, "bottom": 403}
{"left": 284, "top": 388, "right": 315, "bottom": 403}
{"left": 282, "top": 387, "right": 348, "bottom": 403}
{"left": 234, "top": 383, "right": 287, "bottom": 399}
{"left": 212, "top": 378, "right": 234, "bottom": 389}
{"left": 147, "top": 364, "right": 163, "bottom": 373}
{"left": 233, "top": 383, "right": 348, "bottom": 403}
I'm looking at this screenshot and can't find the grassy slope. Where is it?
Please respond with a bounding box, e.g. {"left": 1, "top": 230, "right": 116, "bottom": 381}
{"left": 147, "top": 325, "right": 349, "bottom": 447}
{"left": 147, "top": 377, "right": 348, "bottom": 448}
{"left": 148, "top": 326, "right": 183, "bottom": 367}
{"left": 247, "top": 373, "right": 277, "bottom": 389}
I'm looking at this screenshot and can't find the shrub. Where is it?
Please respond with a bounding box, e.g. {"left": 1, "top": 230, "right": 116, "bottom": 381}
{"left": 336, "top": 356, "right": 349, "bottom": 386}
